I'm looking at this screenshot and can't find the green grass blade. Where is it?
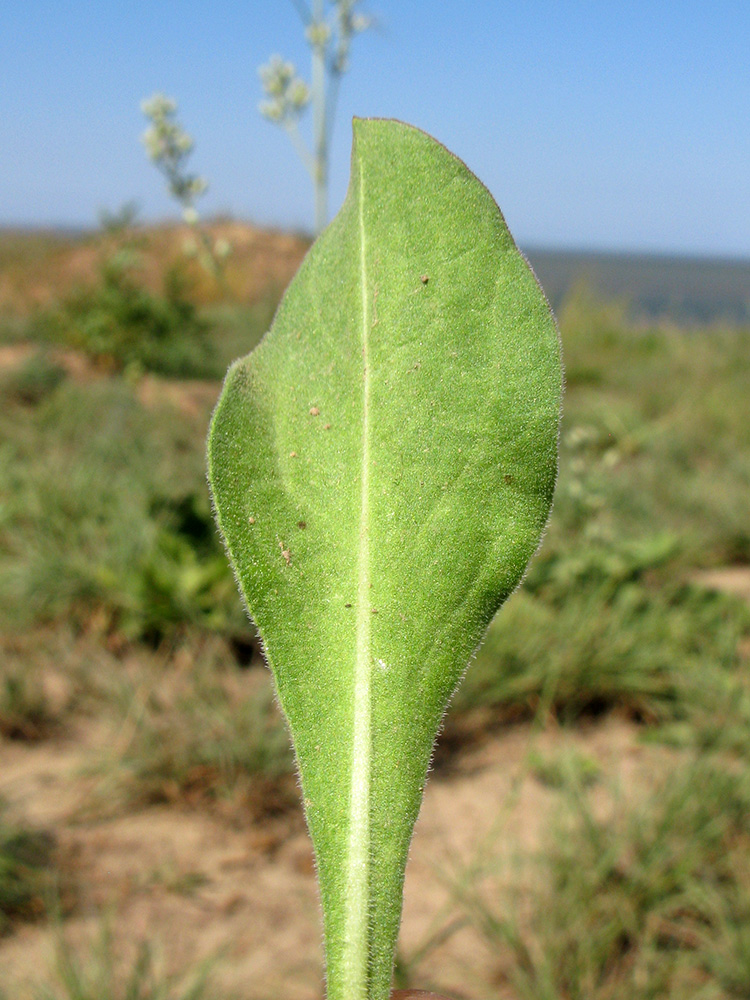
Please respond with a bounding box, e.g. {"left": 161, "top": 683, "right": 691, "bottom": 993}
{"left": 207, "top": 117, "right": 562, "bottom": 1000}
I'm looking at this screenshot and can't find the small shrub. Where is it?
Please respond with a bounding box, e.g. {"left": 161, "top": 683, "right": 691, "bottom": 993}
{"left": 33, "top": 252, "right": 215, "bottom": 378}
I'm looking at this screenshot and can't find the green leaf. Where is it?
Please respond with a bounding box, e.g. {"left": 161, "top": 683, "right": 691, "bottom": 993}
{"left": 207, "top": 118, "right": 562, "bottom": 1000}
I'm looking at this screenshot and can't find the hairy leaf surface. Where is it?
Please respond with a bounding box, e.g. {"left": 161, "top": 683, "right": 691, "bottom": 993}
{"left": 208, "top": 118, "right": 562, "bottom": 1000}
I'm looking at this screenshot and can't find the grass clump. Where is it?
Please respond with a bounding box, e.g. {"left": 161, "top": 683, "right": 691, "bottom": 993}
{"left": 89, "top": 653, "right": 293, "bottom": 817}
{"left": 36, "top": 922, "right": 217, "bottom": 1000}
{"left": 461, "top": 755, "right": 750, "bottom": 1000}
{"left": 0, "top": 805, "right": 63, "bottom": 935}
{"left": 0, "top": 662, "right": 61, "bottom": 741}
{"left": 527, "top": 744, "right": 601, "bottom": 790}
{"left": 0, "top": 351, "right": 67, "bottom": 407}
{"left": 458, "top": 553, "right": 749, "bottom": 730}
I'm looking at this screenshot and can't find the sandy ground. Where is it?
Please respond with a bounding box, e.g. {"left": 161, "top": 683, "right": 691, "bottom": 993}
{"left": 0, "top": 711, "right": 674, "bottom": 1000}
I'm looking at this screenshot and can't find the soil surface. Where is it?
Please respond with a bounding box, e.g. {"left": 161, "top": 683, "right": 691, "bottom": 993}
{"left": 692, "top": 566, "right": 750, "bottom": 604}
{"left": 0, "top": 714, "right": 672, "bottom": 1000}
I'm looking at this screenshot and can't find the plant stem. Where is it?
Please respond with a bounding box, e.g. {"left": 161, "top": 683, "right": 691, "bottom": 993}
{"left": 311, "top": 0, "right": 328, "bottom": 233}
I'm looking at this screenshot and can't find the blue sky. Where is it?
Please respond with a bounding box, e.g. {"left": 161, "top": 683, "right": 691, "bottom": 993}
{"left": 1, "top": 1, "right": 748, "bottom": 256}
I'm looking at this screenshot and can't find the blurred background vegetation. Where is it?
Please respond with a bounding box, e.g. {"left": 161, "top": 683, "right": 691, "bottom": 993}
{"left": 0, "top": 220, "right": 749, "bottom": 999}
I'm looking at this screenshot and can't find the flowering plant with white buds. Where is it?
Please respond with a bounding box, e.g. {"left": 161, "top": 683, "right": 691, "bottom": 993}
{"left": 141, "top": 93, "right": 230, "bottom": 283}
{"left": 141, "top": 94, "right": 209, "bottom": 219}
{"left": 259, "top": 0, "right": 373, "bottom": 234}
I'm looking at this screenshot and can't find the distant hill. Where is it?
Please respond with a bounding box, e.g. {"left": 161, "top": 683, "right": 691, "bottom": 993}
{"left": 524, "top": 248, "right": 750, "bottom": 327}
{"left": 0, "top": 223, "right": 309, "bottom": 316}
{"left": 1, "top": 226, "right": 747, "bottom": 328}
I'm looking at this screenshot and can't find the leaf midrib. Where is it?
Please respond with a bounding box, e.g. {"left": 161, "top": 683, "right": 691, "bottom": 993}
{"left": 343, "top": 148, "right": 372, "bottom": 997}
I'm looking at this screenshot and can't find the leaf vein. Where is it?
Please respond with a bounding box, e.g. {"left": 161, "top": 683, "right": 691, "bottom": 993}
{"left": 344, "top": 147, "right": 372, "bottom": 996}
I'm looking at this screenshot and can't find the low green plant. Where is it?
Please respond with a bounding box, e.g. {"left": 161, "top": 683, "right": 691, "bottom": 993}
{"left": 98, "top": 201, "right": 141, "bottom": 235}
{"left": 202, "top": 292, "right": 291, "bottom": 371}
{"left": 99, "top": 491, "right": 243, "bottom": 644}
{"left": 527, "top": 744, "right": 601, "bottom": 789}
{"left": 208, "top": 119, "right": 562, "bottom": 1000}
{"left": 0, "top": 380, "right": 243, "bottom": 639}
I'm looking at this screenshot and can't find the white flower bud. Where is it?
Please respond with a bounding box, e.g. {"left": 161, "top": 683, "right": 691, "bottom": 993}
{"left": 141, "top": 93, "right": 177, "bottom": 119}
{"left": 305, "top": 22, "right": 332, "bottom": 48}
{"left": 259, "top": 99, "right": 284, "bottom": 122}
{"left": 189, "top": 177, "right": 208, "bottom": 197}
{"left": 175, "top": 132, "right": 195, "bottom": 154}
{"left": 214, "top": 238, "right": 231, "bottom": 259}
{"left": 289, "top": 80, "right": 311, "bottom": 108}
